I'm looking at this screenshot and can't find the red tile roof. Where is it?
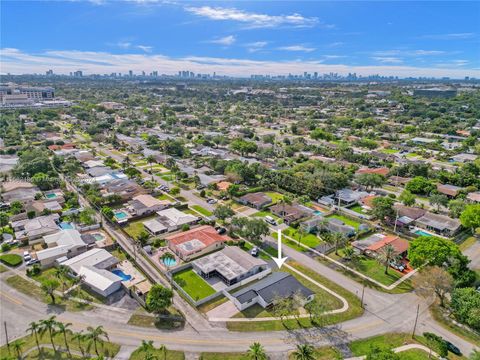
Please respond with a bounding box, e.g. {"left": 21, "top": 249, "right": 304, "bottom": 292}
{"left": 356, "top": 167, "right": 390, "bottom": 176}
{"left": 166, "top": 225, "right": 230, "bottom": 248}
{"left": 367, "top": 235, "right": 409, "bottom": 254}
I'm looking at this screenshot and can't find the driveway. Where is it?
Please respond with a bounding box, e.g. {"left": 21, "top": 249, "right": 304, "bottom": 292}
{"left": 463, "top": 238, "right": 480, "bottom": 270}
{"left": 206, "top": 299, "right": 238, "bottom": 320}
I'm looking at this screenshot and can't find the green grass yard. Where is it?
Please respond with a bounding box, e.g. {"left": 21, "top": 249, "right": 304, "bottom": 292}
{"left": 190, "top": 205, "right": 213, "bottom": 217}
{"left": 173, "top": 268, "right": 216, "bottom": 301}
{"left": 124, "top": 216, "right": 155, "bottom": 239}
{"left": 0, "top": 253, "right": 23, "bottom": 267}
{"left": 265, "top": 191, "right": 284, "bottom": 204}
{"left": 326, "top": 214, "right": 362, "bottom": 229}
{"left": 282, "top": 227, "right": 323, "bottom": 248}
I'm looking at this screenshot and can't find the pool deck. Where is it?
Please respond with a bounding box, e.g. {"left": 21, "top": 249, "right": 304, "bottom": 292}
{"left": 117, "top": 260, "right": 145, "bottom": 288}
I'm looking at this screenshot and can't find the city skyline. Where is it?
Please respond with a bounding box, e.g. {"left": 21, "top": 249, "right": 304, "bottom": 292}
{"left": 1, "top": 1, "right": 480, "bottom": 77}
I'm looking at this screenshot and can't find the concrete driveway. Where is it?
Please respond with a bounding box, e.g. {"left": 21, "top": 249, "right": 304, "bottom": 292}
{"left": 206, "top": 299, "right": 238, "bottom": 320}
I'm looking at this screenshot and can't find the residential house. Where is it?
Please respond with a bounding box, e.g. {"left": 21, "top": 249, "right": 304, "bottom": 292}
{"left": 356, "top": 167, "right": 390, "bottom": 177}
{"left": 415, "top": 212, "right": 461, "bottom": 237}
{"left": 192, "top": 246, "right": 267, "bottom": 286}
{"left": 216, "top": 181, "right": 233, "bottom": 192}
{"left": 466, "top": 192, "right": 480, "bottom": 203}
{"left": 101, "top": 179, "right": 145, "bottom": 201}
{"left": 270, "top": 203, "right": 310, "bottom": 225}
{"left": 1, "top": 181, "right": 39, "bottom": 204}
{"left": 36, "top": 229, "right": 88, "bottom": 268}
{"left": 127, "top": 194, "right": 171, "bottom": 217}
{"left": 11, "top": 214, "right": 60, "bottom": 243}
{"left": 393, "top": 204, "right": 427, "bottom": 228}
{"left": 300, "top": 216, "right": 355, "bottom": 237}
{"left": 0, "top": 155, "right": 18, "bottom": 174}
{"left": 166, "top": 225, "right": 229, "bottom": 261}
{"left": 238, "top": 192, "right": 272, "bottom": 209}
{"left": 231, "top": 272, "right": 314, "bottom": 311}
{"left": 388, "top": 176, "right": 411, "bottom": 187}
{"left": 26, "top": 200, "right": 63, "bottom": 216}
{"left": 450, "top": 153, "right": 477, "bottom": 163}
{"left": 363, "top": 235, "right": 408, "bottom": 259}
{"left": 143, "top": 208, "right": 199, "bottom": 235}
{"left": 62, "top": 248, "right": 122, "bottom": 297}
{"left": 437, "top": 184, "right": 462, "bottom": 198}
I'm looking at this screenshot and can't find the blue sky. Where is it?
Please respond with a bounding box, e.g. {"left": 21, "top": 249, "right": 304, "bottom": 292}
{"left": 1, "top": 1, "right": 479, "bottom": 77}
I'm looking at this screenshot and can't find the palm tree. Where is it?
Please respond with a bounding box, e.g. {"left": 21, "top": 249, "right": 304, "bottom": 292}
{"left": 40, "top": 279, "right": 59, "bottom": 304}
{"left": 56, "top": 322, "right": 72, "bottom": 356}
{"left": 39, "top": 316, "right": 58, "bottom": 352}
{"left": 139, "top": 340, "right": 156, "bottom": 360}
{"left": 121, "top": 155, "right": 131, "bottom": 170}
{"left": 11, "top": 339, "right": 24, "bottom": 359}
{"left": 26, "top": 321, "right": 41, "bottom": 353}
{"left": 54, "top": 265, "right": 69, "bottom": 293}
{"left": 247, "top": 342, "right": 267, "bottom": 360}
{"left": 292, "top": 344, "right": 315, "bottom": 360}
{"left": 146, "top": 155, "right": 156, "bottom": 176}
{"left": 73, "top": 331, "right": 86, "bottom": 357}
{"left": 86, "top": 325, "right": 109, "bottom": 356}
{"left": 379, "top": 244, "right": 397, "bottom": 275}
{"left": 160, "top": 252, "right": 175, "bottom": 271}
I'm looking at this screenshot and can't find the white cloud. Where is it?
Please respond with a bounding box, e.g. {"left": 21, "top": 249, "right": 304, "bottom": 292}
{"left": 372, "top": 57, "right": 403, "bottom": 64}
{"left": 2, "top": 48, "right": 479, "bottom": 78}
{"left": 278, "top": 45, "right": 315, "bottom": 52}
{"left": 209, "top": 35, "right": 236, "bottom": 46}
{"left": 110, "top": 41, "right": 152, "bottom": 52}
{"left": 245, "top": 41, "right": 268, "bottom": 53}
{"left": 411, "top": 50, "right": 445, "bottom": 56}
{"left": 116, "top": 41, "right": 132, "bottom": 49}
{"left": 420, "top": 33, "right": 475, "bottom": 40}
{"left": 137, "top": 45, "right": 153, "bottom": 52}
{"left": 184, "top": 6, "right": 319, "bottom": 29}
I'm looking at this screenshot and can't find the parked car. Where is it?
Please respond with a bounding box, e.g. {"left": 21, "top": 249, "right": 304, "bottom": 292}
{"left": 26, "top": 259, "right": 39, "bottom": 266}
{"left": 23, "top": 251, "right": 31, "bottom": 262}
{"left": 207, "top": 198, "right": 217, "bottom": 204}
{"left": 250, "top": 247, "right": 259, "bottom": 257}
{"left": 196, "top": 185, "right": 206, "bottom": 190}
{"left": 389, "top": 261, "right": 405, "bottom": 272}
{"left": 264, "top": 216, "right": 277, "bottom": 226}
{"left": 446, "top": 342, "right": 461, "bottom": 356}
{"left": 215, "top": 227, "right": 227, "bottom": 235}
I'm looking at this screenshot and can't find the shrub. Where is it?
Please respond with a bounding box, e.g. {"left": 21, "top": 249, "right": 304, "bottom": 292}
{"left": 1, "top": 243, "right": 11, "bottom": 253}
{"left": 0, "top": 254, "right": 23, "bottom": 267}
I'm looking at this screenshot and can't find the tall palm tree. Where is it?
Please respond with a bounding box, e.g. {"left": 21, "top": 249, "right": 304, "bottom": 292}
{"left": 54, "top": 265, "right": 69, "bottom": 293}
{"left": 122, "top": 155, "right": 131, "bottom": 170}
{"left": 86, "top": 325, "right": 109, "bottom": 356}
{"left": 379, "top": 244, "right": 397, "bottom": 275}
{"left": 146, "top": 155, "right": 156, "bottom": 176}
{"left": 331, "top": 232, "right": 346, "bottom": 256}
{"left": 139, "top": 340, "right": 157, "bottom": 360}
{"left": 73, "top": 331, "right": 86, "bottom": 357}
{"left": 56, "top": 322, "right": 72, "bottom": 356}
{"left": 26, "top": 321, "right": 41, "bottom": 353}
{"left": 292, "top": 344, "right": 315, "bottom": 360}
{"left": 247, "top": 342, "right": 267, "bottom": 360}
{"left": 39, "top": 316, "right": 58, "bottom": 352}
{"left": 11, "top": 339, "right": 24, "bottom": 359}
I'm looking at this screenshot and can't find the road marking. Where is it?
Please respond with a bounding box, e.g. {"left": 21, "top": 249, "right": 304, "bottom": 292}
{"left": 0, "top": 290, "right": 23, "bottom": 306}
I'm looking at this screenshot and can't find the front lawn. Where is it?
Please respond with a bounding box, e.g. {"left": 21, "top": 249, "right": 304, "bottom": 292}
{"left": 200, "top": 353, "right": 247, "bottom": 360}
{"left": 349, "top": 204, "right": 368, "bottom": 215}
{"left": 124, "top": 216, "right": 155, "bottom": 239}
{"left": 190, "top": 205, "right": 212, "bottom": 217}
{"left": 130, "top": 348, "right": 184, "bottom": 360}
{"left": 326, "top": 214, "right": 362, "bottom": 229}
{"left": 172, "top": 268, "right": 216, "bottom": 301}
{"left": 282, "top": 227, "right": 322, "bottom": 248}
{"left": 0, "top": 254, "right": 23, "bottom": 267}
{"left": 288, "top": 346, "right": 343, "bottom": 360}
{"left": 265, "top": 191, "right": 284, "bottom": 204}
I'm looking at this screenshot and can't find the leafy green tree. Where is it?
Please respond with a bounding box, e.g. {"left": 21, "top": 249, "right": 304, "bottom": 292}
{"left": 230, "top": 139, "right": 258, "bottom": 156}
{"left": 0, "top": 212, "right": 9, "bottom": 227}
{"left": 413, "top": 266, "right": 453, "bottom": 307}
{"left": 246, "top": 342, "right": 267, "bottom": 360}
{"left": 231, "top": 217, "right": 269, "bottom": 242}
{"left": 450, "top": 287, "right": 480, "bottom": 331}
{"left": 409, "top": 236, "right": 461, "bottom": 268}
{"left": 423, "top": 332, "right": 448, "bottom": 358}
{"left": 365, "top": 346, "right": 400, "bottom": 360}
{"left": 399, "top": 190, "right": 416, "bottom": 206}
{"left": 10, "top": 201, "right": 23, "bottom": 215}
{"left": 460, "top": 204, "right": 480, "bottom": 234}
{"left": 146, "top": 285, "right": 173, "bottom": 316}
{"left": 11, "top": 339, "right": 24, "bottom": 359}
{"left": 371, "top": 197, "right": 395, "bottom": 222}
{"left": 213, "top": 204, "right": 235, "bottom": 220}
{"left": 448, "top": 199, "right": 466, "bottom": 218}
{"left": 54, "top": 265, "right": 70, "bottom": 293}
{"left": 378, "top": 244, "right": 397, "bottom": 275}
{"left": 356, "top": 173, "right": 385, "bottom": 191}
{"left": 429, "top": 193, "right": 449, "bottom": 212}
{"left": 170, "top": 187, "right": 180, "bottom": 196}
{"left": 101, "top": 206, "right": 114, "bottom": 220}
{"left": 406, "top": 176, "right": 434, "bottom": 195}
{"left": 31, "top": 172, "right": 59, "bottom": 191}
{"left": 137, "top": 231, "right": 150, "bottom": 246}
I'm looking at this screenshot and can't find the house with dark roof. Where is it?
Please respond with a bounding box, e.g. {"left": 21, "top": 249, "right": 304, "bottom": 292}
{"left": 270, "top": 203, "right": 310, "bottom": 225}
{"left": 437, "top": 184, "right": 462, "bottom": 198}
{"left": 415, "top": 212, "right": 461, "bottom": 237}
{"left": 238, "top": 192, "right": 272, "bottom": 209}
{"left": 231, "top": 272, "right": 314, "bottom": 311}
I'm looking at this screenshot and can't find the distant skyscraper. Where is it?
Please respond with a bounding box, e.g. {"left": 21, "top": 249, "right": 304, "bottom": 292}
{"left": 129, "top": 70, "right": 133, "bottom": 77}
{"left": 73, "top": 70, "right": 83, "bottom": 77}
{"left": 46, "top": 69, "right": 53, "bottom": 76}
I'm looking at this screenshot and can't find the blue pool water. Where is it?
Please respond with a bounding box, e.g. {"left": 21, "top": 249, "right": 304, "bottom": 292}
{"left": 114, "top": 211, "right": 128, "bottom": 220}
{"left": 59, "top": 222, "right": 74, "bottom": 230}
{"left": 415, "top": 230, "right": 432, "bottom": 237}
{"left": 111, "top": 269, "right": 132, "bottom": 281}
{"left": 313, "top": 210, "right": 323, "bottom": 215}
{"left": 45, "top": 193, "right": 58, "bottom": 199}
{"left": 92, "top": 233, "right": 106, "bottom": 241}
{"left": 162, "top": 257, "right": 177, "bottom": 267}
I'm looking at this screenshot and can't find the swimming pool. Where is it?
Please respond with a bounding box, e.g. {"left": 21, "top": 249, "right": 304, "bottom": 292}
{"left": 162, "top": 256, "right": 177, "bottom": 267}
{"left": 92, "top": 232, "right": 106, "bottom": 241}
{"left": 414, "top": 229, "right": 432, "bottom": 237}
{"left": 45, "top": 193, "right": 58, "bottom": 199}
{"left": 111, "top": 269, "right": 132, "bottom": 281}
{"left": 313, "top": 210, "right": 324, "bottom": 215}
{"left": 114, "top": 211, "right": 128, "bottom": 220}
{"left": 59, "top": 222, "right": 74, "bottom": 230}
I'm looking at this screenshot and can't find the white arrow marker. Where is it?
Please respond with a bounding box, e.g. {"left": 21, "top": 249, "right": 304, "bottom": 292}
{"left": 273, "top": 229, "right": 288, "bottom": 269}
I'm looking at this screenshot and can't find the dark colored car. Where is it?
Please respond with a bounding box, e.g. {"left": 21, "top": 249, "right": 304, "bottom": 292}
{"left": 446, "top": 342, "right": 461, "bottom": 356}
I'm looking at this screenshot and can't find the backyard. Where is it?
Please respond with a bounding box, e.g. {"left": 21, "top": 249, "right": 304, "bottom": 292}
{"left": 326, "top": 214, "right": 362, "bottom": 229}
{"left": 172, "top": 268, "right": 216, "bottom": 301}
{"left": 190, "top": 205, "right": 213, "bottom": 217}
{"left": 124, "top": 216, "right": 155, "bottom": 239}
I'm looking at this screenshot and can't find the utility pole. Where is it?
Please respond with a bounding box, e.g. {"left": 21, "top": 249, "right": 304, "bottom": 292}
{"left": 361, "top": 282, "right": 366, "bottom": 309}
{"left": 412, "top": 304, "right": 420, "bottom": 338}
{"left": 4, "top": 321, "right": 9, "bottom": 350}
